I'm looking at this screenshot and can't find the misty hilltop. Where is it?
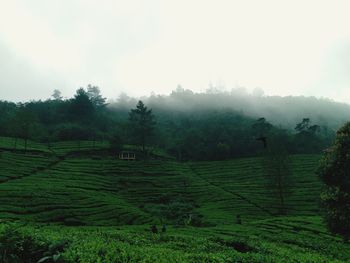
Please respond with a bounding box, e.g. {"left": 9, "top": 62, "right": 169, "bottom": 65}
{"left": 0, "top": 85, "right": 345, "bottom": 160}
{"left": 110, "top": 86, "right": 350, "bottom": 130}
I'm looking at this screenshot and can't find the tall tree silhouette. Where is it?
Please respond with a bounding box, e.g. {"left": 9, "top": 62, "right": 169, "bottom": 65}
{"left": 252, "top": 118, "right": 272, "bottom": 148}
{"left": 262, "top": 132, "right": 292, "bottom": 215}
{"left": 70, "top": 88, "right": 94, "bottom": 123}
{"left": 87, "top": 84, "right": 107, "bottom": 109}
{"left": 51, "top": 89, "right": 63, "bottom": 100}
{"left": 129, "top": 101, "right": 155, "bottom": 153}
{"left": 13, "top": 106, "right": 37, "bottom": 152}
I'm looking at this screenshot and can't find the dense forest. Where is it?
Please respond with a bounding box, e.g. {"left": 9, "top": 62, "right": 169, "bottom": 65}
{"left": 0, "top": 85, "right": 346, "bottom": 161}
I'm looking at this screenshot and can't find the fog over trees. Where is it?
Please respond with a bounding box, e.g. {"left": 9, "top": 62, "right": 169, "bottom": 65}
{"left": 110, "top": 86, "right": 350, "bottom": 130}
{"left": 0, "top": 85, "right": 349, "bottom": 160}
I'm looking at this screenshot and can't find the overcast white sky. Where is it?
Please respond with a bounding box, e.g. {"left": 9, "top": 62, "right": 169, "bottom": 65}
{"left": 1, "top": 0, "right": 350, "bottom": 102}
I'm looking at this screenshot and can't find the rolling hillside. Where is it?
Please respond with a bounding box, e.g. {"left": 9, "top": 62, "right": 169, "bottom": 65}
{"left": 2, "top": 137, "right": 349, "bottom": 262}
{"left": 0, "top": 137, "right": 321, "bottom": 226}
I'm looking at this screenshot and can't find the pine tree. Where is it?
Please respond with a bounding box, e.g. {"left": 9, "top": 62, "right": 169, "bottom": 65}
{"left": 129, "top": 101, "right": 155, "bottom": 153}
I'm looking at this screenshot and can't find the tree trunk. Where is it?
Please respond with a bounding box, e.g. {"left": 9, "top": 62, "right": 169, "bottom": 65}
{"left": 24, "top": 138, "right": 28, "bottom": 153}
{"left": 277, "top": 166, "right": 285, "bottom": 215}
{"left": 142, "top": 134, "right": 146, "bottom": 153}
{"left": 14, "top": 137, "right": 17, "bottom": 150}
{"left": 278, "top": 180, "right": 285, "bottom": 214}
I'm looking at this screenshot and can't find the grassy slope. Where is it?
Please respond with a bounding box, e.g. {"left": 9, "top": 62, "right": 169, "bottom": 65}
{"left": 0, "top": 137, "right": 321, "bottom": 226}
{"left": 1, "top": 137, "right": 348, "bottom": 262}
{"left": 190, "top": 154, "right": 321, "bottom": 221}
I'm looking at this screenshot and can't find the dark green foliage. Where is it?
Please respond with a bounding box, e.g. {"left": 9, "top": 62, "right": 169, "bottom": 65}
{"left": 164, "top": 110, "right": 262, "bottom": 160}
{"left": 295, "top": 118, "right": 321, "bottom": 135}
{"left": 0, "top": 217, "right": 349, "bottom": 262}
{"left": 144, "top": 195, "right": 203, "bottom": 226}
{"left": 12, "top": 106, "right": 38, "bottom": 151}
{"left": 129, "top": 101, "right": 156, "bottom": 152}
{"left": 0, "top": 224, "right": 66, "bottom": 263}
{"left": 109, "top": 133, "right": 123, "bottom": 153}
{"left": 252, "top": 117, "right": 272, "bottom": 138}
{"left": 69, "top": 88, "right": 94, "bottom": 123}
{"left": 53, "top": 123, "right": 93, "bottom": 141}
{"left": 0, "top": 88, "right": 338, "bottom": 160}
{"left": 318, "top": 122, "right": 350, "bottom": 241}
{"left": 215, "top": 142, "right": 230, "bottom": 160}
{"left": 294, "top": 118, "right": 324, "bottom": 153}
{"left": 0, "top": 101, "right": 16, "bottom": 135}
{"left": 295, "top": 118, "right": 311, "bottom": 133}
{"left": 86, "top": 84, "right": 107, "bottom": 109}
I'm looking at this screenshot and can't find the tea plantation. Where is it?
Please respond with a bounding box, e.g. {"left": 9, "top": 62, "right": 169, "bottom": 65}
{"left": 0, "top": 137, "right": 349, "bottom": 262}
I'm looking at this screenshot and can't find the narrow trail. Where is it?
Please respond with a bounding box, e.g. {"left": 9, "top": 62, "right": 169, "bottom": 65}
{"left": 0, "top": 145, "right": 110, "bottom": 186}
{"left": 188, "top": 165, "right": 275, "bottom": 216}
{"left": 0, "top": 150, "right": 65, "bottom": 185}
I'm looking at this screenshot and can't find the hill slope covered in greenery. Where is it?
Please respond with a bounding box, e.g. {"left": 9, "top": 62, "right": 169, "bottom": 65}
{"left": 1, "top": 137, "right": 349, "bottom": 262}
{"left": 0, "top": 137, "right": 321, "bottom": 225}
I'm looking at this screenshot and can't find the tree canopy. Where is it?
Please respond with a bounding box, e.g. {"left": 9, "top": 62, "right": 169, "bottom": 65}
{"left": 318, "top": 122, "right": 350, "bottom": 242}
{"left": 0, "top": 87, "right": 337, "bottom": 160}
{"left": 128, "top": 101, "right": 156, "bottom": 152}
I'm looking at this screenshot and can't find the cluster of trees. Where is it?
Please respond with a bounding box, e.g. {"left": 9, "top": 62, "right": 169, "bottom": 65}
{"left": 256, "top": 119, "right": 350, "bottom": 242}
{"left": 0, "top": 85, "right": 109, "bottom": 149}
{"left": 111, "top": 86, "right": 350, "bottom": 130}
{"left": 0, "top": 86, "right": 335, "bottom": 157}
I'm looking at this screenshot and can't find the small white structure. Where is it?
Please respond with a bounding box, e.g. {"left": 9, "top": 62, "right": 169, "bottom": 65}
{"left": 118, "top": 151, "right": 136, "bottom": 160}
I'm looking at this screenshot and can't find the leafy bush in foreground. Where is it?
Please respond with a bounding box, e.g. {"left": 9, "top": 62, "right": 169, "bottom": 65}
{"left": 318, "top": 122, "right": 350, "bottom": 242}
{"left": 0, "top": 217, "right": 349, "bottom": 263}
{"left": 0, "top": 224, "right": 66, "bottom": 263}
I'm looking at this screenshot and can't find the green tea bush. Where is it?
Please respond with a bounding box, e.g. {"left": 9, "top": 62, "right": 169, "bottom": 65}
{"left": 0, "top": 224, "right": 47, "bottom": 263}
{"left": 0, "top": 224, "right": 67, "bottom": 263}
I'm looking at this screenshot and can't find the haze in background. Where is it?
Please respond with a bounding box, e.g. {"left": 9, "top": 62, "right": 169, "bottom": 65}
{"left": 1, "top": 0, "right": 350, "bottom": 103}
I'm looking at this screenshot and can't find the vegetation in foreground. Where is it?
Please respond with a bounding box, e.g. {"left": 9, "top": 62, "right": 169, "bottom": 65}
{"left": 318, "top": 122, "right": 350, "bottom": 242}
{"left": 1, "top": 137, "right": 349, "bottom": 262}
{"left": 1, "top": 216, "right": 349, "bottom": 263}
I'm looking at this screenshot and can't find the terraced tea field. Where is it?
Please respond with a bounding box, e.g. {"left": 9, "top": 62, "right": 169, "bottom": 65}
{"left": 0, "top": 136, "right": 321, "bottom": 225}
{"left": 0, "top": 136, "right": 110, "bottom": 156}
{"left": 1, "top": 216, "right": 349, "bottom": 262}
{"left": 190, "top": 154, "right": 321, "bottom": 220}
{"left": 1, "top": 137, "right": 346, "bottom": 262}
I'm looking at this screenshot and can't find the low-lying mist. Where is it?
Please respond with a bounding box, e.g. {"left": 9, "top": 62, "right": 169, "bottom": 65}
{"left": 109, "top": 86, "right": 350, "bottom": 130}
